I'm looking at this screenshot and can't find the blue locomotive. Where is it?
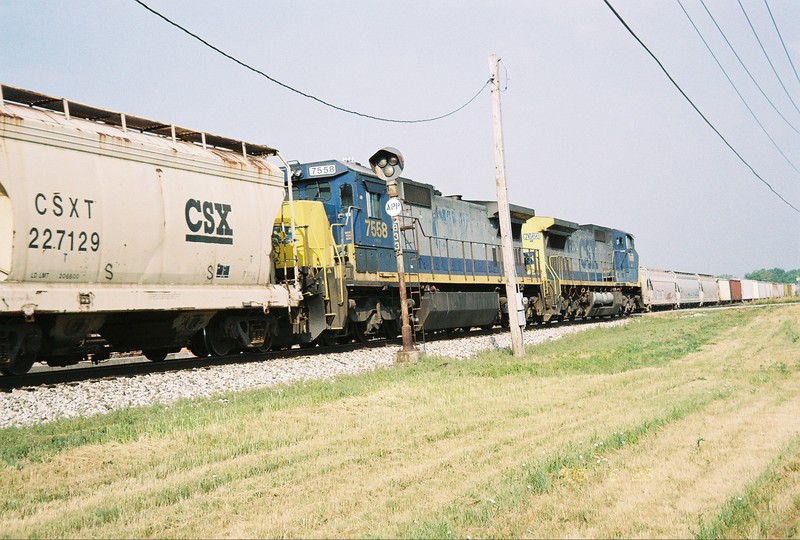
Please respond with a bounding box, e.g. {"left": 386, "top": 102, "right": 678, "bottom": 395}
{"left": 273, "top": 158, "right": 643, "bottom": 345}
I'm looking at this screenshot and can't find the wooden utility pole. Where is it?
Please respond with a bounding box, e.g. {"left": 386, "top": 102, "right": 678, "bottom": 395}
{"left": 489, "top": 53, "right": 525, "bottom": 357}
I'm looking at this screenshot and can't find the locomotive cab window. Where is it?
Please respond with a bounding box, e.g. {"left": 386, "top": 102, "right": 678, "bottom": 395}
{"left": 546, "top": 234, "right": 567, "bottom": 250}
{"left": 340, "top": 183, "right": 354, "bottom": 208}
{"left": 511, "top": 222, "right": 522, "bottom": 241}
{"left": 365, "top": 189, "right": 382, "bottom": 219}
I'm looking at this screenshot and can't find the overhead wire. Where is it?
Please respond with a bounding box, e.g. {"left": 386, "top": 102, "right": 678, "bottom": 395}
{"left": 676, "top": 0, "right": 800, "bottom": 177}
{"left": 699, "top": 0, "right": 800, "bottom": 136}
{"left": 736, "top": 0, "right": 800, "bottom": 117}
{"left": 763, "top": 0, "right": 800, "bottom": 89}
{"left": 132, "top": 0, "right": 489, "bottom": 124}
{"left": 602, "top": 0, "right": 799, "bottom": 214}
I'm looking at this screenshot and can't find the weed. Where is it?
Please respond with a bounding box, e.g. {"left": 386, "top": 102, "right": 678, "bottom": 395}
{"left": 782, "top": 320, "right": 799, "bottom": 344}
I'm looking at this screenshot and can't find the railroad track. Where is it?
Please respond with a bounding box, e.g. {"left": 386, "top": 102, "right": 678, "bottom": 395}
{"left": 0, "top": 338, "right": 396, "bottom": 392}
{"left": 0, "top": 316, "right": 643, "bottom": 391}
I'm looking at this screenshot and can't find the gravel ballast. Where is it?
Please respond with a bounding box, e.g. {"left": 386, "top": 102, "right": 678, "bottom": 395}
{"left": 0, "top": 320, "right": 628, "bottom": 429}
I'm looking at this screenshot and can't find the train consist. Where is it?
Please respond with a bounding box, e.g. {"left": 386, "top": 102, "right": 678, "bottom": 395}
{"left": 0, "top": 85, "right": 795, "bottom": 375}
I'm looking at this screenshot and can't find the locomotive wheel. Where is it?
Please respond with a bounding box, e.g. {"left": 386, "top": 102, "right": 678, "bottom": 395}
{"left": 254, "top": 337, "right": 274, "bottom": 353}
{"left": 0, "top": 352, "right": 36, "bottom": 376}
{"left": 317, "top": 331, "right": 338, "bottom": 347}
{"left": 143, "top": 349, "right": 169, "bottom": 362}
{"left": 382, "top": 320, "right": 401, "bottom": 339}
{"left": 351, "top": 321, "right": 369, "bottom": 343}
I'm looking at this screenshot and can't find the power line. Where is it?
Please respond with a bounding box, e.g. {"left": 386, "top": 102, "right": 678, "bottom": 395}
{"left": 699, "top": 0, "right": 800, "bottom": 136}
{"left": 602, "top": 0, "right": 799, "bottom": 214}
{"left": 676, "top": 0, "right": 800, "bottom": 177}
{"left": 132, "top": 0, "right": 489, "bottom": 124}
{"left": 763, "top": 0, "right": 800, "bottom": 89}
{"left": 736, "top": 0, "right": 800, "bottom": 117}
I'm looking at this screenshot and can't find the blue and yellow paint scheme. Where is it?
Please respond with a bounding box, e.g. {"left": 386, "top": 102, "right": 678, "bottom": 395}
{"left": 276, "top": 159, "right": 645, "bottom": 340}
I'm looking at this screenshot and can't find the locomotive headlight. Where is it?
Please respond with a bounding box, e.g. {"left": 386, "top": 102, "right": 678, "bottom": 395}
{"left": 369, "top": 147, "right": 404, "bottom": 182}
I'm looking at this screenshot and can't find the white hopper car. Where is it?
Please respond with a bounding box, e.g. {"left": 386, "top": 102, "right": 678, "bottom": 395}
{"left": 0, "top": 85, "right": 300, "bottom": 374}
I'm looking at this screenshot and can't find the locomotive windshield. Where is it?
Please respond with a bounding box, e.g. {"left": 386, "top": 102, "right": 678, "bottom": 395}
{"left": 305, "top": 181, "right": 331, "bottom": 201}
{"left": 285, "top": 182, "right": 334, "bottom": 202}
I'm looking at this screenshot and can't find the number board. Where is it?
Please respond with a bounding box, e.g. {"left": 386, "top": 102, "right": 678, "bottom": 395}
{"left": 308, "top": 164, "right": 337, "bottom": 177}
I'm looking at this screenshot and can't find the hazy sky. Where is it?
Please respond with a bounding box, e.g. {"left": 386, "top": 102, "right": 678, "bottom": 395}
{"left": 2, "top": 0, "right": 799, "bottom": 278}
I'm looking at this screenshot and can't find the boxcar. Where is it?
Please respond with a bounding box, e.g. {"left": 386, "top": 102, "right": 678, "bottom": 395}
{"left": 717, "top": 279, "right": 732, "bottom": 303}
{"left": 740, "top": 279, "right": 756, "bottom": 301}
{"left": 729, "top": 279, "right": 743, "bottom": 302}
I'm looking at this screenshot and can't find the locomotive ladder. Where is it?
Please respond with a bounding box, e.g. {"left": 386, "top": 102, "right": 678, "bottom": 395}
{"left": 543, "top": 256, "right": 562, "bottom": 310}
{"left": 397, "top": 211, "right": 426, "bottom": 350}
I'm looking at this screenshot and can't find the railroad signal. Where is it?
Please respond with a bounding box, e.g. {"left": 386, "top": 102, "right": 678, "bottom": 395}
{"left": 369, "top": 147, "right": 404, "bottom": 183}
{"left": 370, "top": 147, "right": 417, "bottom": 362}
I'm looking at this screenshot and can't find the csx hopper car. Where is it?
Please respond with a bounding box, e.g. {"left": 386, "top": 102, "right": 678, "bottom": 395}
{"left": 0, "top": 85, "right": 303, "bottom": 374}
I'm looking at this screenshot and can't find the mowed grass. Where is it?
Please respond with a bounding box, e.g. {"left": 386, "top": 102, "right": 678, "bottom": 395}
{"left": 1, "top": 304, "right": 799, "bottom": 538}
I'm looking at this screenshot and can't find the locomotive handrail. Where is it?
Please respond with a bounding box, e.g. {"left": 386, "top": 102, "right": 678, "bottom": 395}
{"left": 546, "top": 253, "right": 619, "bottom": 284}
{"left": 402, "top": 216, "right": 503, "bottom": 280}
{"left": 329, "top": 223, "right": 347, "bottom": 305}
{"left": 523, "top": 249, "right": 542, "bottom": 279}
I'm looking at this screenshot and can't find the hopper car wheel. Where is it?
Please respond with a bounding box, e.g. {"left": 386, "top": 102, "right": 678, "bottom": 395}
{"left": 1, "top": 352, "right": 36, "bottom": 376}
{"left": 206, "top": 324, "right": 235, "bottom": 357}
{"left": 189, "top": 330, "right": 210, "bottom": 358}
{"left": 143, "top": 349, "right": 169, "bottom": 362}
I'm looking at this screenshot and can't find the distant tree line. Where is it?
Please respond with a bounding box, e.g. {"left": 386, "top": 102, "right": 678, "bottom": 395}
{"left": 743, "top": 268, "right": 800, "bottom": 284}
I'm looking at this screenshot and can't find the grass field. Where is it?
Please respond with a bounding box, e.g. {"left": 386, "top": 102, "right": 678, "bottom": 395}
{"left": 1, "top": 304, "right": 799, "bottom": 538}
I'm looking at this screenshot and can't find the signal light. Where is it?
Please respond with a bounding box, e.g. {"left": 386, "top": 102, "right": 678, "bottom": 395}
{"left": 369, "top": 147, "right": 404, "bottom": 182}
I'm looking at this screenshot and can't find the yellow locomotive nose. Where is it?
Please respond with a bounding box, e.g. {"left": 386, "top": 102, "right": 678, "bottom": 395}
{"left": 273, "top": 200, "right": 338, "bottom": 271}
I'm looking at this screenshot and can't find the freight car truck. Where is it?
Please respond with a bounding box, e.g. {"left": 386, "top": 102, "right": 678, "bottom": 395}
{"left": 0, "top": 85, "right": 302, "bottom": 374}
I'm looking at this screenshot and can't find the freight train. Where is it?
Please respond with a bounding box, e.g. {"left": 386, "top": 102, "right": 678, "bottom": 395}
{"left": 272, "top": 157, "right": 796, "bottom": 348}
{"left": 0, "top": 85, "right": 795, "bottom": 375}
